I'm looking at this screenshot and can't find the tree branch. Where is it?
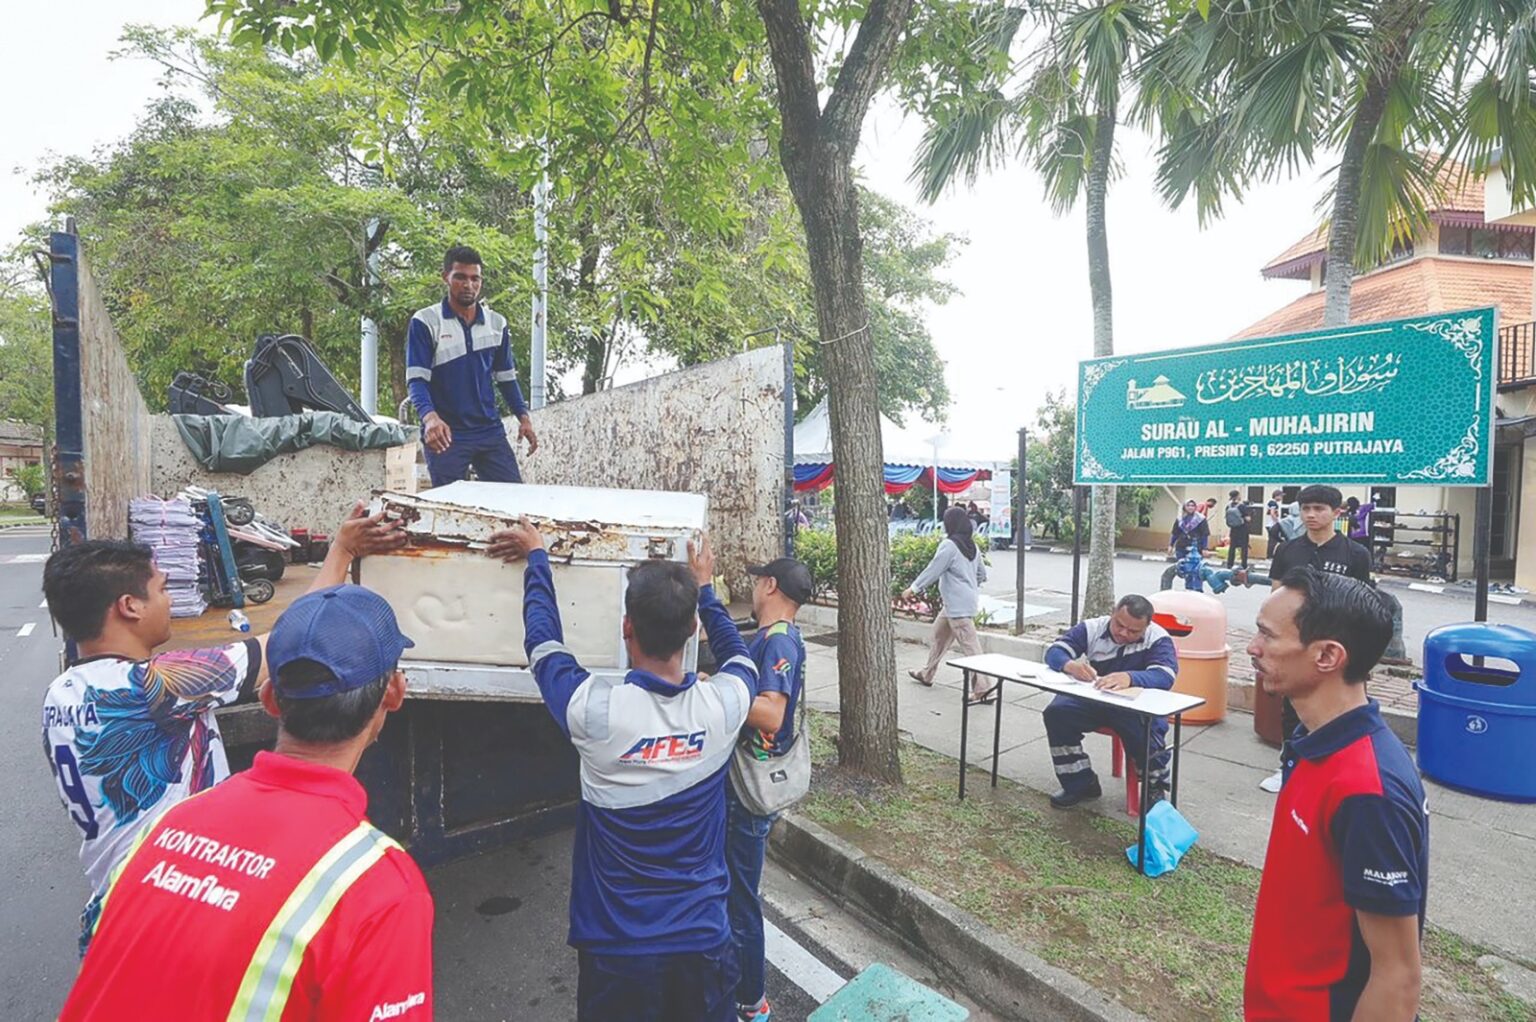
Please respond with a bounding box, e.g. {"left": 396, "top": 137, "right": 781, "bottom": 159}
{"left": 821, "top": 0, "right": 917, "bottom": 151}
{"left": 756, "top": 0, "right": 825, "bottom": 148}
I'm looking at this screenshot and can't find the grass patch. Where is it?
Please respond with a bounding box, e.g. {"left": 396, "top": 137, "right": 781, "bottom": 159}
{"left": 801, "top": 711, "right": 1531, "bottom": 1021}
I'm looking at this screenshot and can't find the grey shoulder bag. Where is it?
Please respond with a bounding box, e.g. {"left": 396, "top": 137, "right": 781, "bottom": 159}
{"left": 729, "top": 682, "right": 811, "bottom": 817}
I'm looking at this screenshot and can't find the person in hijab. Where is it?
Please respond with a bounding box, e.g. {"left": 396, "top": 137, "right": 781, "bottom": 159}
{"left": 1169, "top": 499, "right": 1210, "bottom": 559}
{"left": 903, "top": 506, "right": 991, "bottom": 701}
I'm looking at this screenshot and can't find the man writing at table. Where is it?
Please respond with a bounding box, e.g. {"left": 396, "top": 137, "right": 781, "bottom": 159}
{"left": 1041, "top": 595, "right": 1180, "bottom": 809}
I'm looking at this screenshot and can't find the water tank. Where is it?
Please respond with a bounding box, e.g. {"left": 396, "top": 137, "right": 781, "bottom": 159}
{"left": 1416, "top": 623, "right": 1536, "bottom": 802}
{"left": 1148, "top": 589, "right": 1228, "bottom": 724}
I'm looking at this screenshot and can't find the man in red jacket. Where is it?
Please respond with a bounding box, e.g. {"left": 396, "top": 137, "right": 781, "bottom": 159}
{"left": 59, "top": 585, "right": 433, "bottom": 1022}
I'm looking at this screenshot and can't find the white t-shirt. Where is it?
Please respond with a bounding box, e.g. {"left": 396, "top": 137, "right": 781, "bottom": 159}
{"left": 40, "top": 640, "right": 261, "bottom": 898}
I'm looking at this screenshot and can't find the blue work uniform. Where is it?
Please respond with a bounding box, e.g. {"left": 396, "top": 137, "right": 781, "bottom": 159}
{"left": 725, "top": 620, "right": 806, "bottom": 1010}
{"left": 1042, "top": 616, "right": 1180, "bottom": 795}
{"left": 521, "top": 549, "right": 760, "bottom": 1021}
{"left": 405, "top": 299, "right": 529, "bottom": 486}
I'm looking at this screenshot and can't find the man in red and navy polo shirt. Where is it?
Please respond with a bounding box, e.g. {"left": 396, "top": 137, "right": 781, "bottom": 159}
{"left": 59, "top": 586, "right": 433, "bottom": 1022}
{"left": 1245, "top": 567, "right": 1427, "bottom": 1021}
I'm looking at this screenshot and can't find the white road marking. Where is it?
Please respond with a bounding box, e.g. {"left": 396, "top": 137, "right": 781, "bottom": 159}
{"left": 39, "top": 598, "right": 48, "bottom": 608}
{"left": 17, "top": 623, "right": 35, "bottom": 638}
{"left": 1488, "top": 593, "right": 1524, "bottom": 606}
{"left": 5, "top": 554, "right": 47, "bottom": 564}
{"left": 1408, "top": 583, "right": 1445, "bottom": 595}
{"left": 764, "top": 919, "right": 846, "bottom": 1004}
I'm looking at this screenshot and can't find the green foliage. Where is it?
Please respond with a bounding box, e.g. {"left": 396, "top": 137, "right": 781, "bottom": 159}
{"left": 1139, "top": 0, "right": 1536, "bottom": 269}
{"left": 1117, "top": 485, "right": 1159, "bottom": 529}
{"left": 891, "top": 532, "right": 947, "bottom": 608}
{"left": 33, "top": 26, "right": 953, "bottom": 422}
{"left": 795, "top": 527, "right": 837, "bottom": 602}
{"left": 13, "top": 463, "right": 44, "bottom": 499}
{"left": 0, "top": 258, "right": 52, "bottom": 432}
{"left": 802, "top": 527, "right": 989, "bottom": 616}
{"left": 1024, "top": 389, "right": 1075, "bottom": 540}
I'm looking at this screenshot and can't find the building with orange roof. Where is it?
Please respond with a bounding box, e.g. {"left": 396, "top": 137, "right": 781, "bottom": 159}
{"left": 1132, "top": 157, "right": 1536, "bottom": 590}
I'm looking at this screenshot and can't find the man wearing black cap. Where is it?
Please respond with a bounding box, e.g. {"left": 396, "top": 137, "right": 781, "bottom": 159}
{"left": 60, "top": 586, "right": 434, "bottom": 1022}
{"left": 728, "top": 557, "right": 813, "bottom": 1022}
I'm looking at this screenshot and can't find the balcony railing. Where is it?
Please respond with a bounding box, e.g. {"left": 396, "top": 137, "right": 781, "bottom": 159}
{"left": 1499, "top": 321, "right": 1536, "bottom": 386}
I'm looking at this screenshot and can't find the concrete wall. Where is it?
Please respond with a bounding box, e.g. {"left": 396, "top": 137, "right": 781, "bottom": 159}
{"left": 148, "top": 415, "right": 418, "bottom": 533}
{"left": 76, "top": 252, "right": 153, "bottom": 539}
{"left": 516, "top": 347, "right": 787, "bottom": 596}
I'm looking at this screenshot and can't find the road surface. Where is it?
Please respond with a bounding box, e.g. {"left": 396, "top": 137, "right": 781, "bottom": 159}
{"left": 980, "top": 544, "right": 1536, "bottom": 662}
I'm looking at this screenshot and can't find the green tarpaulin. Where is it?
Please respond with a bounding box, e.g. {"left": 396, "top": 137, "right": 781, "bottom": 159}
{"left": 172, "top": 413, "right": 414, "bottom": 475}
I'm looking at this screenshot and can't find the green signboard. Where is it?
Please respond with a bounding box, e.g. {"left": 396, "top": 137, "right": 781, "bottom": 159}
{"left": 1075, "top": 308, "right": 1497, "bottom": 486}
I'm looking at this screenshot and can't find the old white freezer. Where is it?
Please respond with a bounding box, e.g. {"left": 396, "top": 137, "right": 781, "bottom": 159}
{"left": 360, "top": 481, "right": 708, "bottom": 701}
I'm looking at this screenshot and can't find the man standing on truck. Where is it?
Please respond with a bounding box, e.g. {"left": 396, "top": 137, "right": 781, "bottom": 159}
{"left": 487, "top": 523, "right": 759, "bottom": 1021}
{"left": 41, "top": 503, "right": 406, "bottom": 955}
{"left": 407, "top": 245, "right": 540, "bottom": 487}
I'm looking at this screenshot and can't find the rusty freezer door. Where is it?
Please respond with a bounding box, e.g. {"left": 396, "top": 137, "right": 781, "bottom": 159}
{"left": 361, "top": 480, "right": 708, "bottom": 700}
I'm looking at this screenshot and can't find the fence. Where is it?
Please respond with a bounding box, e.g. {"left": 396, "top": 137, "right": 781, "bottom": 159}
{"left": 1499, "top": 321, "right": 1536, "bottom": 386}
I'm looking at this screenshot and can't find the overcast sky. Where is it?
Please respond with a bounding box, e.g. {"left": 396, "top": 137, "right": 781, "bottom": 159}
{"left": 5, "top": 1, "right": 1323, "bottom": 461}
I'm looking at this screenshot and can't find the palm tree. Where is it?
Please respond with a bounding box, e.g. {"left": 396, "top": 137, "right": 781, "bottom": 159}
{"left": 913, "top": 1, "right": 1156, "bottom": 617}
{"left": 1140, "top": 0, "right": 1536, "bottom": 329}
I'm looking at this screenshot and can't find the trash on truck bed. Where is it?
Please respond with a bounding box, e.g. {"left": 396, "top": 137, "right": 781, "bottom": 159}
{"left": 363, "top": 481, "right": 708, "bottom": 670}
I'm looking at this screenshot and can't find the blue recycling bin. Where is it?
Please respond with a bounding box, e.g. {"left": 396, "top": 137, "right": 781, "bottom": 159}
{"left": 1416, "top": 623, "right": 1536, "bottom": 802}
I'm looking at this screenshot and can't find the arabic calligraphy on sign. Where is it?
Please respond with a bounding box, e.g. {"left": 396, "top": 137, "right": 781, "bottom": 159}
{"left": 1194, "top": 352, "right": 1402, "bottom": 405}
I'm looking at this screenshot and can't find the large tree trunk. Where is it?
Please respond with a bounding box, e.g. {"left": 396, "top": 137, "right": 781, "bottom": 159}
{"left": 758, "top": 0, "right": 914, "bottom": 782}
{"left": 1084, "top": 108, "right": 1118, "bottom": 618}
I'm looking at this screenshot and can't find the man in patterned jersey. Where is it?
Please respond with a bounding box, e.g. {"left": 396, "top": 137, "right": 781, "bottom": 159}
{"left": 40, "top": 502, "right": 404, "bottom": 952}
{"left": 59, "top": 584, "right": 431, "bottom": 1021}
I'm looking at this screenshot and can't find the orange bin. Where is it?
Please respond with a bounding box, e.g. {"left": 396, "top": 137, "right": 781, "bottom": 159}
{"left": 1148, "top": 589, "right": 1229, "bottom": 724}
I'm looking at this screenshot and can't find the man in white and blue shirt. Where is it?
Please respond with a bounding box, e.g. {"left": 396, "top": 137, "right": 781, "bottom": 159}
{"left": 406, "top": 245, "right": 539, "bottom": 486}
{"left": 487, "top": 523, "right": 759, "bottom": 1022}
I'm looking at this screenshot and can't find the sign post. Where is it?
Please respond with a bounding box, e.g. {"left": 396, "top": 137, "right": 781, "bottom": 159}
{"left": 1015, "top": 428, "right": 1026, "bottom": 634}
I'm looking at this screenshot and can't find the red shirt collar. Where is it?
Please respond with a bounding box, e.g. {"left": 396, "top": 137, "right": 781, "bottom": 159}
{"left": 248, "top": 750, "right": 367, "bottom": 816}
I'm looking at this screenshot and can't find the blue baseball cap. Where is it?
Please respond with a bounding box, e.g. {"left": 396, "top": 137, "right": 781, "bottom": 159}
{"left": 267, "top": 585, "right": 414, "bottom": 700}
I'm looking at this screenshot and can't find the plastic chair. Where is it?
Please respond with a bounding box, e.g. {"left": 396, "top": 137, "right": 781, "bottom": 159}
{"left": 1095, "top": 727, "right": 1139, "bottom": 818}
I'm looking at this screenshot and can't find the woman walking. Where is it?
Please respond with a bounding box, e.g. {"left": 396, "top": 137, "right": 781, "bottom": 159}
{"left": 904, "top": 506, "right": 991, "bottom": 702}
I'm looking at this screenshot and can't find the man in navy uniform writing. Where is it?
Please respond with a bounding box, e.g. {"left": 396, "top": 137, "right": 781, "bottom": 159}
{"left": 1041, "top": 594, "right": 1180, "bottom": 808}
{"left": 487, "top": 523, "right": 759, "bottom": 1021}
{"left": 406, "top": 245, "right": 539, "bottom": 486}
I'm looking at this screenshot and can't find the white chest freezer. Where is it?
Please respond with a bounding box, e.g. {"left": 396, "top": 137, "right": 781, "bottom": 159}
{"left": 361, "top": 481, "right": 708, "bottom": 701}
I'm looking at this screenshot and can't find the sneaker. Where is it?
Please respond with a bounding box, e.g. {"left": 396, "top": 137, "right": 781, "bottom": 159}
{"left": 738, "top": 998, "right": 772, "bottom": 1022}
{"left": 1258, "top": 769, "right": 1283, "bottom": 794}
{"left": 1049, "top": 782, "right": 1102, "bottom": 809}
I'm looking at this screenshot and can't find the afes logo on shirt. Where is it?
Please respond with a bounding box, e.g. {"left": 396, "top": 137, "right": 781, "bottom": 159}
{"left": 772, "top": 657, "right": 792, "bottom": 678}
{"left": 620, "top": 730, "right": 706, "bottom": 764}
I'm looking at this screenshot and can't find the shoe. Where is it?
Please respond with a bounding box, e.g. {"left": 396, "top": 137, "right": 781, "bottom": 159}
{"left": 1147, "top": 787, "right": 1169, "bottom": 808}
{"left": 907, "top": 669, "right": 932, "bottom": 687}
{"left": 967, "top": 683, "right": 1000, "bottom": 705}
{"left": 738, "top": 998, "right": 772, "bottom": 1022}
{"left": 1259, "top": 769, "right": 1283, "bottom": 794}
{"left": 1049, "top": 783, "right": 1102, "bottom": 809}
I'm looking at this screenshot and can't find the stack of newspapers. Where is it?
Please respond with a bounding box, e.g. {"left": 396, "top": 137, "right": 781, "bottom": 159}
{"left": 129, "top": 497, "right": 207, "bottom": 618}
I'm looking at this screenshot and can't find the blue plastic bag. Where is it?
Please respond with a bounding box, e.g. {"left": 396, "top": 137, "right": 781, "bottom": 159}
{"left": 1126, "top": 800, "right": 1199, "bottom": 877}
